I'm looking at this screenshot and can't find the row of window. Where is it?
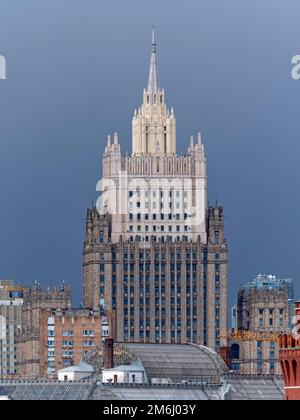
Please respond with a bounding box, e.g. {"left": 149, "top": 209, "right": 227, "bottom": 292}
{"left": 129, "top": 190, "right": 189, "bottom": 199}
{"left": 62, "top": 330, "right": 95, "bottom": 337}
{"left": 129, "top": 213, "right": 188, "bottom": 221}
{"left": 129, "top": 202, "right": 189, "bottom": 210}
{"left": 258, "top": 318, "right": 284, "bottom": 327}
{"left": 123, "top": 252, "right": 204, "bottom": 260}
{"left": 258, "top": 308, "right": 285, "bottom": 315}
{"left": 129, "top": 225, "right": 190, "bottom": 233}
{"left": 128, "top": 235, "right": 190, "bottom": 243}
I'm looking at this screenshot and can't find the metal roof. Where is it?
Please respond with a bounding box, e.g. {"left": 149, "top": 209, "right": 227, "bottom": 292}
{"left": 0, "top": 377, "right": 284, "bottom": 400}
{"left": 123, "top": 343, "right": 228, "bottom": 384}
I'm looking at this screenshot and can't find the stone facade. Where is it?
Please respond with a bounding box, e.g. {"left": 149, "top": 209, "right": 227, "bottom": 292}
{"left": 225, "top": 275, "right": 293, "bottom": 375}
{"left": 226, "top": 332, "right": 283, "bottom": 375}
{"left": 16, "top": 285, "right": 72, "bottom": 379}
{"left": 237, "top": 278, "right": 291, "bottom": 332}
{"left": 83, "top": 30, "right": 228, "bottom": 351}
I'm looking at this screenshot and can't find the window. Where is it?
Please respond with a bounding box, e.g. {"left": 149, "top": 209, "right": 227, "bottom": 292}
{"left": 83, "top": 330, "right": 88, "bottom": 336}
{"left": 63, "top": 331, "right": 68, "bottom": 337}
{"left": 231, "top": 363, "right": 240, "bottom": 371}
{"left": 214, "top": 230, "right": 220, "bottom": 244}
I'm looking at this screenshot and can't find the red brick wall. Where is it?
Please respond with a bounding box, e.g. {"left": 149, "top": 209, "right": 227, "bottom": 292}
{"left": 54, "top": 313, "right": 102, "bottom": 372}
{"left": 279, "top": 302, "right": 300, "bottom": 400}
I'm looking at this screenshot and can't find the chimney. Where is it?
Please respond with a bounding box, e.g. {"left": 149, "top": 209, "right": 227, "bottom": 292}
{"left": 219, "top": 346, "right": 231, "bottom": 368}
{"left": 104, "top": 337, "right": 114, "bottom": 369}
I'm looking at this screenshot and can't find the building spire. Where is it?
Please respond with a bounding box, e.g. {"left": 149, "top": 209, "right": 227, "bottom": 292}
{"left": 148, "top": 27, "right": 159, "bottom": 93}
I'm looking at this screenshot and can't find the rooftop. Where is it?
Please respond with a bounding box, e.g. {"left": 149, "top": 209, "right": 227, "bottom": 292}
{"left": 58, "top": 362, "right": 94, "bottom": 374}
{"left": 123, "top": 343, "right": 228, "bottom": 384}
{"left": 0, "top": 375, "right": 284, "bottom": 400}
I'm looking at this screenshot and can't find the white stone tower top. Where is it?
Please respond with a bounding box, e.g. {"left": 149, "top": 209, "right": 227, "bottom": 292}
{"left": 132, "top": 29, "right": 176, "bottom": 155}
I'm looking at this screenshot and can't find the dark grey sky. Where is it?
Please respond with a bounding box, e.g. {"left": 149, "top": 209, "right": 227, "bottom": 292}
{"left": 1, "top": 0, "right": 300, "bottom": 310}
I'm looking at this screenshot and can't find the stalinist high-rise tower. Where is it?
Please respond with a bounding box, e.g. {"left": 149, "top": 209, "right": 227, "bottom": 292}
{"left": 83, "top": 30, "right": 228, "bottom": 351}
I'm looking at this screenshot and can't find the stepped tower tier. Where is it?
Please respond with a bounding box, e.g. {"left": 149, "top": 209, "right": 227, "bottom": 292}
{"left": 132, "top": 28, "right": 176, "bottom": 155}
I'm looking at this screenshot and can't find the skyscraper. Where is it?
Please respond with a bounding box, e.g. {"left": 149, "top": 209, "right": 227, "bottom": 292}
{"left": 83, "top": 30, "right": 228, "bottom": 350}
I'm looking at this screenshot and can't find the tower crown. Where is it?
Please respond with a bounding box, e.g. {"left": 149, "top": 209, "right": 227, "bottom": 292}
{"left": 132, "top": 29, "right": 176, "bottom": 155}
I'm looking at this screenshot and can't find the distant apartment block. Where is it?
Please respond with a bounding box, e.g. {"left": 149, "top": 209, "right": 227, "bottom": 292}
{"left": 0, "top": 280, "right": 25, "bottom": 379}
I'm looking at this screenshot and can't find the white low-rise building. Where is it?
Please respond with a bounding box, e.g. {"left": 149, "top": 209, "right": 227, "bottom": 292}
{"left": 102, "top": 363, "right": 146, "bottom": 384}
{"left": 58, "top": 362, "right": 94, "bottom": 382}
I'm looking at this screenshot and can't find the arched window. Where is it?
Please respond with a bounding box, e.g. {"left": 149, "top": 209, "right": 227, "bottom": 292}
{"left": 230, "top": 343, "right": 240, "bottom": 360}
